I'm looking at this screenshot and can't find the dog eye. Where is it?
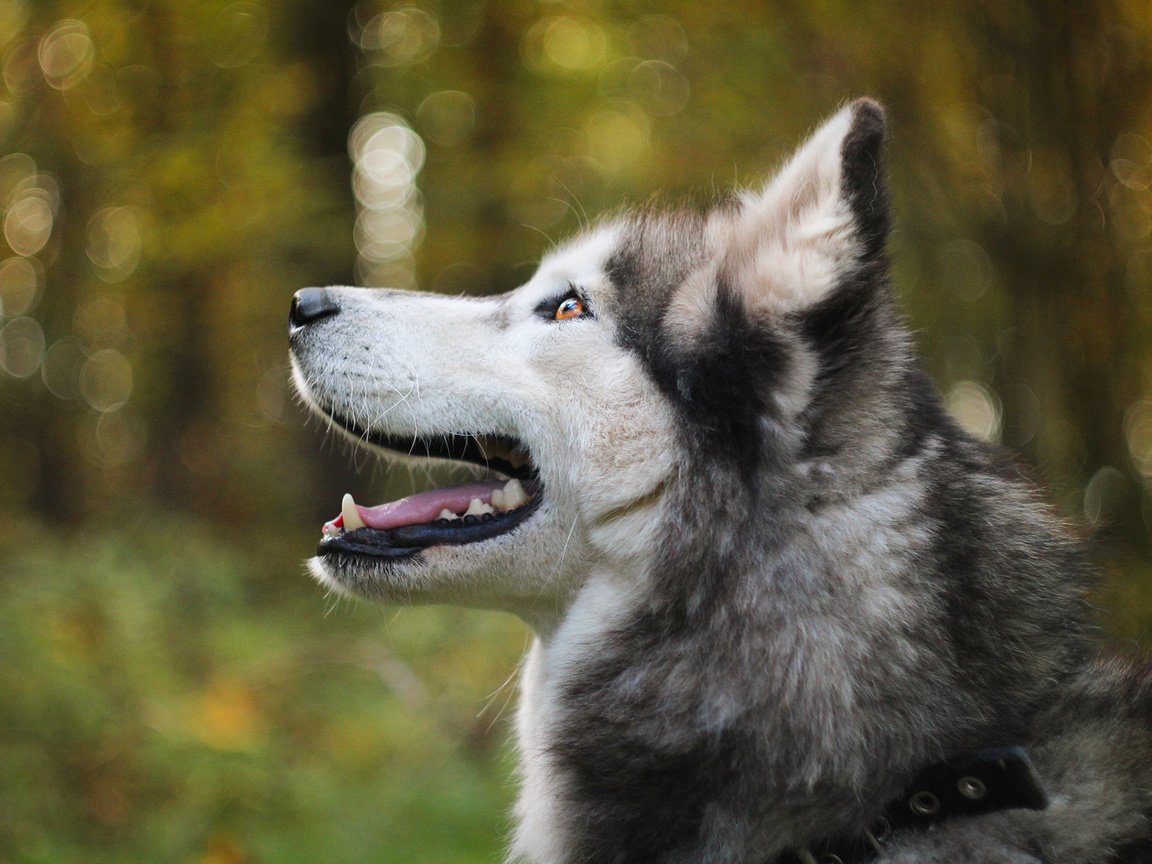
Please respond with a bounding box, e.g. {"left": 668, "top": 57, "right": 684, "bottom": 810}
{"left": 554, "top": 296, "right": 586, "bottom": 321}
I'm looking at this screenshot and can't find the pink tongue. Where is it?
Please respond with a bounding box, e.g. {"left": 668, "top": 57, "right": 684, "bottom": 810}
{"left": 354, "top": 480, "right": 507, "bottom": 531}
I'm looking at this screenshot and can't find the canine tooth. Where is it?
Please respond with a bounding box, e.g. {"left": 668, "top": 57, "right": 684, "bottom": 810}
{"left": 491, "top": 489, "right": 506, "bottom": 510}
{"left": 464, "top": 497, "right": 495, "bottom": 517}
{"left": 342, "top": 493, "right": 365, "bottom": 531}
{"left": 438, "top": 508, "right": 460, "bottom": 521}
{"left": 502, "top": 478, "right": 528, "bottom": 510}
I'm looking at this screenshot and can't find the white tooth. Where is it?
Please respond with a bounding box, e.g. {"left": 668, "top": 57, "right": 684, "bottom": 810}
{"left": 438, "top": 508, "right": 460, "bottom": 521}
{"left": 502, "top": 478, "right": 528, "bottom": 509}
{"left": 342, "top": 493, "right": 365, "bottom": 531}
{"left": 464, "top": 497, "right": 495, "bottom": 516}
{"left": 322, "top": 521, "right": 342, "bottom": 540}
{"left": 491, "top": 489, "right": 506, "bottom": 510}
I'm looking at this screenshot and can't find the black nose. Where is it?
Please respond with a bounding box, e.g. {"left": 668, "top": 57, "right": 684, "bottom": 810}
{"left": 289, "top": 287, "right": 340, "bottom": 329}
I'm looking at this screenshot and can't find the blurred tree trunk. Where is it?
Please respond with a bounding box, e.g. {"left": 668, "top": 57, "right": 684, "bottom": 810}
{"left": 971, "top": 1, "right": 1152, "bottom": 549}
{"left": 147, "top": 0, "right": 360, "bottom": 513}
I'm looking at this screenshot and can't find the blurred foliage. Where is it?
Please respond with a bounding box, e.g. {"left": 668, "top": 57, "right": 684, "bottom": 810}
{"left": 0, "top": 517, "right": 524, "bottom": 862}
{"left": 1, "top": 0, "right": 1151, "bottom": 860}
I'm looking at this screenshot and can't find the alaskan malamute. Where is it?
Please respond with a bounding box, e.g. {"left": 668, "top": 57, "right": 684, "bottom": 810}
{"left": 289, "top": 99, "right": 1152, "bottom": 863}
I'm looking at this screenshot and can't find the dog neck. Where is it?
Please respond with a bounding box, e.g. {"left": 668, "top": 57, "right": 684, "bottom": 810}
{"left": 511, "top": 569, "right": 645, "bottom": 863}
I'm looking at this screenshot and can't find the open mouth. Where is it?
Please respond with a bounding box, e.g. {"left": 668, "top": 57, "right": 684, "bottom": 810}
{"left": 317, "top": 423, "right": 542, "bottom": 560}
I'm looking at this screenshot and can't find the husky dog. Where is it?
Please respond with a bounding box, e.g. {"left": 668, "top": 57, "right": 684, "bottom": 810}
{"left": 288, "top": 100, "right": 1152, "bottom": 863}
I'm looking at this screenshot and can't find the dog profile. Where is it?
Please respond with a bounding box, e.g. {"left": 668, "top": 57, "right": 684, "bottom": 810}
{"left": 289, "top": 99, "right": 1152, "bottom": 863}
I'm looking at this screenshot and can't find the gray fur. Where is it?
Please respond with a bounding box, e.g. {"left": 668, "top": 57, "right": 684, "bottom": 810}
{"left": 289, "top": 99, "right": 1152, "bottom": 863}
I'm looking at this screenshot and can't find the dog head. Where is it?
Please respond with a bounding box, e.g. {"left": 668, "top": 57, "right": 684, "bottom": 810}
{"left": 289, "top": 99, "right": 907, "bottom": 624}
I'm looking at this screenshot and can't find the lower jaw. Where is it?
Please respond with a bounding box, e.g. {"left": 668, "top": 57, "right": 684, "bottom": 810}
{"left": 317, "top": 495, "right": 542, "bottom": 559}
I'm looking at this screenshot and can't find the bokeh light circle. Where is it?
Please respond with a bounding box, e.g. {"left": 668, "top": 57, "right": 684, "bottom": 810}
{"left": 38, "top": 19, "right": 94, "bottom": 90}
{"left": 0, "top": 315, "right": 46, "bottom": 378}
{"left": 79, "top": 348, "right": 133, "bottom": 412}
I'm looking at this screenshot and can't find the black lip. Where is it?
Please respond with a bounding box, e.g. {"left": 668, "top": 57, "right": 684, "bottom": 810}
{"left": 317, "top": 493, "right": 542, "bottom": 559}
{"left": 329, "top": 413, "right": 532, "bottom": 480}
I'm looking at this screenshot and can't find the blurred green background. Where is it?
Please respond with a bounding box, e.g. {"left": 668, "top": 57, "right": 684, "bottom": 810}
{"left": 1, "top": 1, "right": 1151, "bottom": 861}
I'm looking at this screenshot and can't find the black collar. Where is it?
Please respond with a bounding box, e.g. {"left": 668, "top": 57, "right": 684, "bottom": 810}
{"left": 773, "top": 746, "right": 1048, "bottom": 864}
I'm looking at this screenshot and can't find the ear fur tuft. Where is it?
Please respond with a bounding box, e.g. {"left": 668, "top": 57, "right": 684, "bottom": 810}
{"left": 718, "top": 99, "right": 890, "bottom": 314}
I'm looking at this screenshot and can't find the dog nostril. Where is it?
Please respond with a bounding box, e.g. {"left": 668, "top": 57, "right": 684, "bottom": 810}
{"left": 290, "top": 287, "right": 340, "bottom": 329}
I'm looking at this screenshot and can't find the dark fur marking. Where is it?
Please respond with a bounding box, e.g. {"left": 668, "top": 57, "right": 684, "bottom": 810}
{"left": 915, "top": 426, "right": 1094, "bottom": 745}
{"left": 607, "top": 222, "right": 793, "bottom": 475}
{"left": 840, "top": 99, "right": 890, "bottom": 259}
{"left": 889, "top": 368, "right": 951, "bottom": 461}
{"left": 656, "top": 275, "right": 793, "bottom": 471}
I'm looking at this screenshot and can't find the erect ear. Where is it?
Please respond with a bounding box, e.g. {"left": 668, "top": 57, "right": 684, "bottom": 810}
{"left": 719, "top": 98, "right": 888, "bottom": 314}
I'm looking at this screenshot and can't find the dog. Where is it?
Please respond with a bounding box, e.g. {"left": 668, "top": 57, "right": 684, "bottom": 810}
{"left": 288, "top": 99, "right": 1152, "bottom": 863}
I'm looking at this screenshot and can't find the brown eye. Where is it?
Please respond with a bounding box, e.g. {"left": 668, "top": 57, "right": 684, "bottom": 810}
{"left": 554, "top": 296, "right": 585, "bottom": 321}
